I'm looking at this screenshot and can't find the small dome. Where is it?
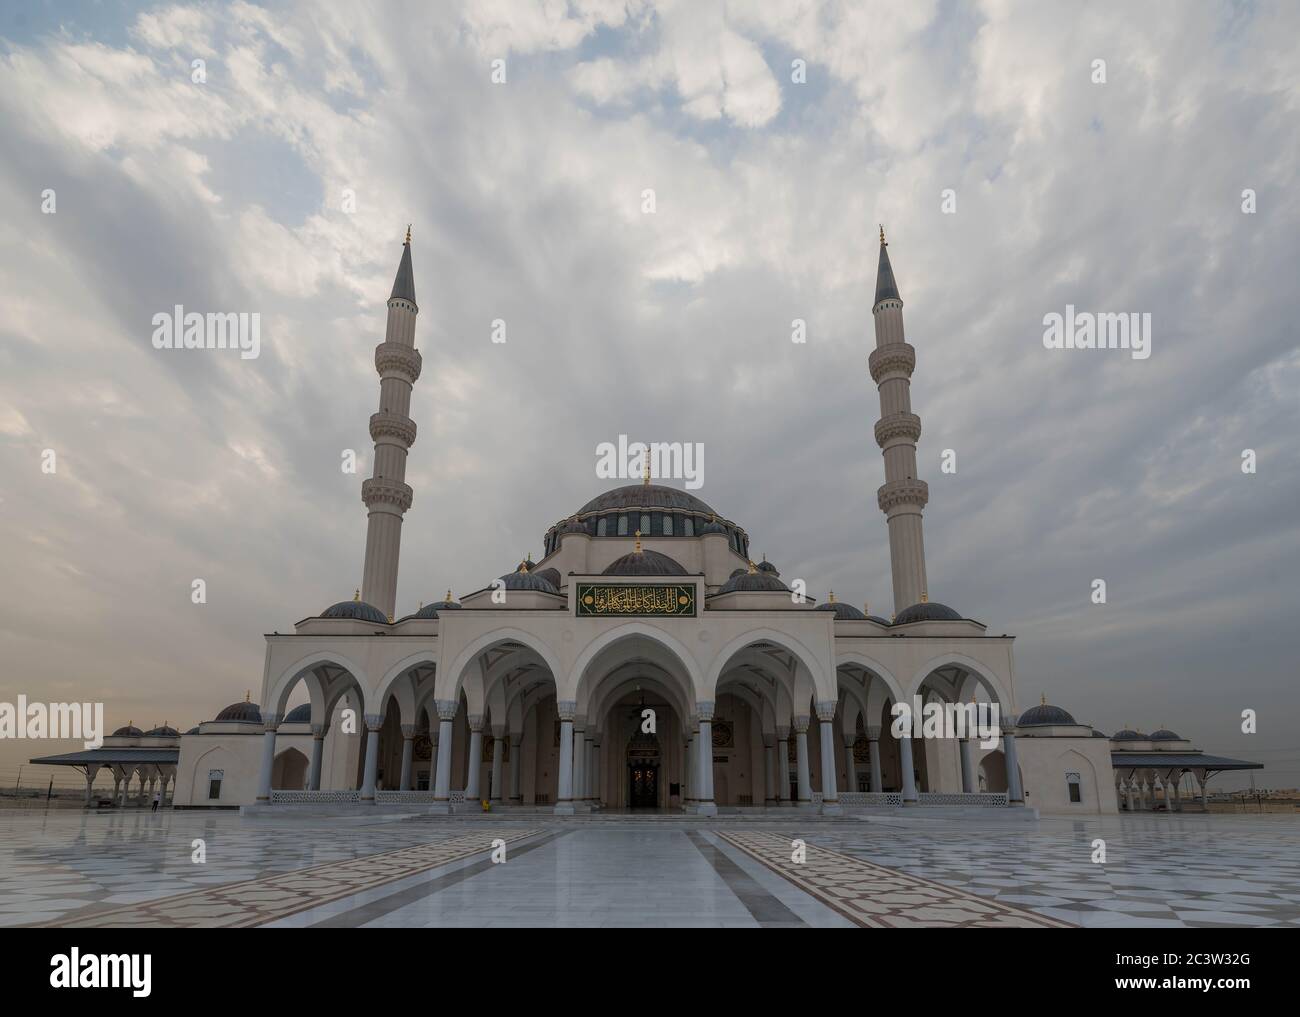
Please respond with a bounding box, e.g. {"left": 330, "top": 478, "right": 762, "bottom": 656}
{"left": 699, "top": 516, "right": 729, "bottom": 535}
{"left": 533, "top": 567, "right": 561, "bottom": 589}
{"left": 603, "top": 548, "right": 688, "bottom": 577}
{"left": 111, "top": 724, "right": 143, "bottom": 738}
{"left": 319, "top": 596, "right": 388, "bottom": 624}
{"left": 1017, "top": 703, "right": 1077, "bottom": 727}
{"left": 282, "top": 703, "right": 312, "bottom": 724}
{"left": 498, "top": 568, "right": 560, "bottom": 594}
{"left": 1149, "top": 729, "right": 1182, "bottom": 741}
{"left": 893, "top": 600, "right": 962, "bottom": 624}
{"left": 404, "top": 591, "right": 463, "bottom": 620}
{"left": 756, "top": 559, "right": 778, "bottom": 574}
{"left": 718, "top": 569, "right": 788, "bottom": 594}
{"left": 558, "top": 516, "right": 589, "bottom": 535}
{"left": 1112, "top": 729, "right": 1146, "bottom": 741}
{"left": 184, "top": 726, "right": 199, "bottom": 735}
{"left": 815, "top": 599, "right": 868, "bottom": 621}
{"left": 214, "top": 701, "right": 263, "bottom": 724}
{"left": 144, "top": 724, "right": 179, "bottom": 737}
{"left": 577, "top": 484, "right": 715, "bottom": 517}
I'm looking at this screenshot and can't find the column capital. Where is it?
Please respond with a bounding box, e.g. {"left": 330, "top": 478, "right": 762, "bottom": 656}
{"left": 401, "top": 724, "right": 417, "bottom": 739}
{"left": 763, "top": 734, "right": 776, "bottom": 748}
{"left": 866, "top": 726, "right": 881, "bottom": 740}
{"left": 364, "top": 713, "right": 385, "bottom": 731}
{"left": 509, "top": 732, "right": 523, "bottom": 747}
{"left": 491, "top": 723, "right": 507, "bottom": 738}
{"left": 261, "top": 712, "right": 282, "bottom": 730}
{"left": 792, "top": 714, "right": 810, "bottom": 734}
{"left": 573, "top": 714, "right": 587, "bottom": 733}
{"left": 467, "top": 714, "right": 484, "bottom": 732}
{"left": 843, "top": 731, "right": 857, "bottom": 747}
{"left": 435, "top": 699, "right": 458, "bottom": 721}
{"left": 556, "top": 700, "right": 577, "bottom": 722}
{"left": 695, "top": 701, "right": 715, "bottom": 722}
{"left": 776, "top": 725, "right": 790, "bottom": 740}
{"left": 814, "top": 701, "right": 837, "bottom": 722}
{"left": 311, "top": 724, "right": 328, "bottom": 739}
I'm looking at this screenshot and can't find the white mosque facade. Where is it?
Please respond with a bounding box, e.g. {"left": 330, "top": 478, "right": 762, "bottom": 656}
{"left": 35, "top": 231, "right": 1260, "bottom": 815}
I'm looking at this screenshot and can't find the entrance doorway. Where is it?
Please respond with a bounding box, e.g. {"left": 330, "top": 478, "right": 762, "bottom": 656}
{"left": 629, "top": 765, "right": 659, "bottom": 808}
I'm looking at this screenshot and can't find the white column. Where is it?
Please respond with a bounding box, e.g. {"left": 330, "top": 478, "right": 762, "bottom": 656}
{"left": 1168, "top": 770, "right": 1182, "bottom": 812}
{"left": 490, "top": 726, "right": 505, "bottom": 803}
{"left": 763, "top": 736, "right": 777, "bottom": 805}
{"left": 1002, "top": 723, "right": 1024, "bottom": 804}
{"left": 509, "top": 732, "right": 523, "bottom": 803}
{"left": 84, "top": 764, "right": 100, "bottom": 807}
{"left": 683, "top": 729, "right": 695, "bottom": 805}
{"left": 695, "top": 702, "right": 716, "bottom": 815}
{"left": 793, "top": 715, "right": 812, "bottom": 804}
{"left": 572, "top": 723, "right": 586, "bottom": 809}
{"left": 360, "top": 714, "right": 383, "bottom": 802}
{"left": 843, "top": 733, "right": 857, "bottom": 792}
{"left": 959, "top": 737, "right": 975, "bottom": 793}
{"left": 465, "top": 715, "right": 484, "bottom": 804}
{"left": 590, "top": 739, "right": 601, "bottom": 806}
{"left": 867, "top": 728, "right": 882, "bottom": 793}
{"left": 399, "top": 725, "right": 416, "bottom": 791}
{"left": 555, "top": 701, "right": 576, "bottom": 815}
{"left": 433, "top": 702, "right": 456, "bottom": 804}
{"left": 308, "top": 726, "right": 325, "bottom": 790}
{"left": 816, "top": 702, "right": 840, "bottom": 813}
{"left": 776, "top": 728, "right": 791, "bottom": 804}
{"left": 255, "top": 712, "right": 281, "bottom": 803}
{"left": 898, "top": 734, "right": 918, "bottom": 804}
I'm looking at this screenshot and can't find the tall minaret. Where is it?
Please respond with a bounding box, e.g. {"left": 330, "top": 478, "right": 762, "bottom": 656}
{"left": 869, "top": 227, "right": 929, "bottom": 612}
{"left": 359, "top": 227, "right": 422, "bottom": 619}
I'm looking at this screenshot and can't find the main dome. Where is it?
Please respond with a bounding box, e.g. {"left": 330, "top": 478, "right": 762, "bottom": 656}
{"left": 577, "top": 484, "right": 715, "bottom": 516}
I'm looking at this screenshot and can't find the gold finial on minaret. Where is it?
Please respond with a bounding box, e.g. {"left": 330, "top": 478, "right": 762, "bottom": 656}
{"left": 634, "top": 530, "right": 642, "bottom": 553}
{"left": 354, "top": 588, "right": 360, "bottom": 602}
{"left": 921, "top": 592, "right": 928, "bottom": 603}
{"left": 405, "top": 224, "right": 411, "bottom": 244}
{"left": 244, "top": 690, "right": 250, "bottom": 702}
{"left": 387, "top": 614, "right": 394, "bottom": 623}
{"left": 828, "top": 590, "right": 836, "bottom": 602}
{"left": 444, "top": 589, "right": 452, "bottom": 602}
{"left": 643, "top": 455, "right": 651, "bottom": 485}
{"left": 879, "top": 224, "right": 886, "bottom": 246}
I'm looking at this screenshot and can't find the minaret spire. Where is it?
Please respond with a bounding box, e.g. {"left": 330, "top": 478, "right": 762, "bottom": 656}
{"left": 359, "top": 229, "right": 423, "bottom": 617}
{"left": 868, "top": 229, "right": 929, "bottom": 612}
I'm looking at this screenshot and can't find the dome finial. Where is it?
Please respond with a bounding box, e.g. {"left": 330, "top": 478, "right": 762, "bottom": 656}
{"left": 863, "top": 601, "right": 869, "bottom": 614}
{"left": 244, "top": 690, "right": 250, "bottom": 702}
{"left": 642, "top": 454, "right": 651, "bottom": 485}
{"left": 520, "top": 556, "right": 529, "bottom": 573}
{"left": 828, "top": 589, "right": 836, "bottom": 602}
{"left": 354, "top": 588, "right": 360, "bottom": 601}
{"left": 748, "top": 559, "right": 757, "bottom": 574}
{"left": 405, "top": 223, "right": 411, "bottom": 245}
{"left": 879, "top": 224, "right": 886, "bottom": 246}
{"left": 444, "top": 589, "right": 452, "bottom": 603}
{"left": 1041, "top": 692, "right": 1047, "bottom": 706}
{"left": 634, "top": 530, "right": 642, "bottom": 553}
{"left": 921, "top": 592, "right": 928, "bottom": 603}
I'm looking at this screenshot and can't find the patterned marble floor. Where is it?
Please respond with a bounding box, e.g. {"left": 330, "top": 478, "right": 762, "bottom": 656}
{"left": 0, "top": 809, "right": 1296, "bottom": 928}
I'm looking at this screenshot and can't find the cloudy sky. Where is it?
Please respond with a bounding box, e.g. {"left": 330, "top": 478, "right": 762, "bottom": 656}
{"left": 1, "top": 1, "right": 1297, "bottom": 788}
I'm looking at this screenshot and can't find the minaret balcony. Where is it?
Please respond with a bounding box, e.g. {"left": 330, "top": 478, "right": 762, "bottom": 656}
{"left": 361, "top": 477, "right": 413, "bottom": 512}
{"left": 374, "top": 341, "right": 422, "bottom": 383}
{"left": 874, "top": 412, "right": 922, "bottom": 449}
{"left": 369, "top": 412, "right": 417, "bottom": 447}
{"left": 868, "top": 343, "right": 915, "bottom": 384}
{"left": 877, "top": 479, "right": 929, "bottom": 513}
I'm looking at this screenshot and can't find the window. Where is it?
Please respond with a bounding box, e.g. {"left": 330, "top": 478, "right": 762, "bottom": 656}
{"left": 1066, "top": 772, "right": 1082, "bottom": 803}
{"left": 208, "top": 769, "right": 224, "bottom": 800}
{"left": 662, "top": 514, "right": 673, "bottom": 536}
{"left": 596, "top": 517, "right": 607, "bottom": 536}
{"left": 617, "top": 515, "right": 629, "bottom": 535}
{"left": 640, "top": 513, "right": 651, "bottom": 534}
{"left": 683, "top": 516, "right": 694, "bottom": 537}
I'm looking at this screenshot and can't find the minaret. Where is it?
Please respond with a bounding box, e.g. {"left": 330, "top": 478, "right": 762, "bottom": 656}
{"left": 869, "top": 227, "right": 929, "bottom": 612}
{"left": 359, "top": 227, "right": 422, "bottom": 618}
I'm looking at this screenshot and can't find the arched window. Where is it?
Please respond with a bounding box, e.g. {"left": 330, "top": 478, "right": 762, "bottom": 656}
{"left": 662, "top": 514, "right": 673, "bottom": 536}
{"left": 1066, "top": 772, "right": 1082, "bottom": 804}
{"left": 640, "top": 513, "right": 651, "bottom": 534}
{"left": 683, "top": 516, "right": 694, "bottom": 537}
{"left": 617, "top": 514, "right": 629, "bottom": 536}
{"left": 596, "top": 517, "right": 607, "bottom": 537}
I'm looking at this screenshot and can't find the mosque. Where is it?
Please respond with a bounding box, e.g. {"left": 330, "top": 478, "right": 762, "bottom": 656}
{"left": 32, "top": 230, "right": 1261, "bottom": 815}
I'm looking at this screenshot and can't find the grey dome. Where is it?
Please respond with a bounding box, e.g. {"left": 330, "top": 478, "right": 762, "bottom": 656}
{"left": 756, "top": 559, "right": 778, "bottom": 574}
{"left": 282, "top": 704, "right": 312, "bottom": 724}
{"left": 1149, "top": 729, "right": 1182, "bottom": 741}
{"left": 603, "top": 549, "right": 688, "bottom": 577}
{"left": 578, "top": 484, "right": 715, "bottom": 517}
{"left": 533, "top": 567, "right": 561, "bottom": 589}
{"left": 111, "top": 725, "right": 143, "bottom": 738}
{"left": 1017, "top": 704, "right": 1077, "bottom": 727}
{"left": 893, "top": 601, "right": 962, "bottom": 624}
{"left": 144, "top": 724, "right": 179, "bottom": 737}
{"left": 185, "top": 726, "right": 200, "bottom": 735}
{"left": 320, "top": 598, "right": 388, "bottom": 624}
{"left": 815, "top": 600, "right": 867, "bottom": 621}
{"left": 718, "top": 570, "right": 788, "bottom": 594}
{"left": 1112, "top": 729, "right": 1145, "bottom": 741}
{"left": 699, "top": 516, "right": 729, "bottom": 535}
{"left": 558, "top": 516, "right": 590, "bottom": 535}
{"left": 405, "top": 592, "right": 463, "bottom": 620}
{"left": 214, "top": 701, "right": 263, "bottom": 724}
{"left": 498, "top": 568, "right": 560, "bottom": 594}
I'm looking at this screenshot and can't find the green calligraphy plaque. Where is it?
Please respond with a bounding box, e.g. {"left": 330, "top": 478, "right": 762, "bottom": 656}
{"left": 576, "top": 583, "right": 696, "bottom": 618}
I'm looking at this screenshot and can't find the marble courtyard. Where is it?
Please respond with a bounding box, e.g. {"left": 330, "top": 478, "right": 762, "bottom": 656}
{"left": 2, "top": 811, "right": 1297, "bottom": 929}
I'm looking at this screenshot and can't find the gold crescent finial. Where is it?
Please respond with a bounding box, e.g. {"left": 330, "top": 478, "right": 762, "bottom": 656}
{"left": 643, "top": 455, "right": 651, "bottom": 485}
{"left": 747, "top": 559, "right": 757, "bottom": 574}
{"left": 244, "top": 690, "right": 250, "bottom": 702}
{"left": 387, "top": 614, "right": 394, "bottom": 624}
{"left": 827, "top": 590, "right": 835, "bottom": 602}
{"left": 879, "top": 224, "right": 886, "bottom": 245}
{"left": 634, "top": 530, "right": 642, "bottom": 553}
{"left": 520, "top": 556, "right": 529, "bottom": 573}
{"left": 920, "top": 592, "right": 928, "bottom": 603}
{"left": 445, "top": 589, "right": 452, "bottom": 602}
{"left": 405, "top": 224, "right": 411, "bottom": 244}
{"left": 353, "top": 588, "right": 360, "bottom": 601}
